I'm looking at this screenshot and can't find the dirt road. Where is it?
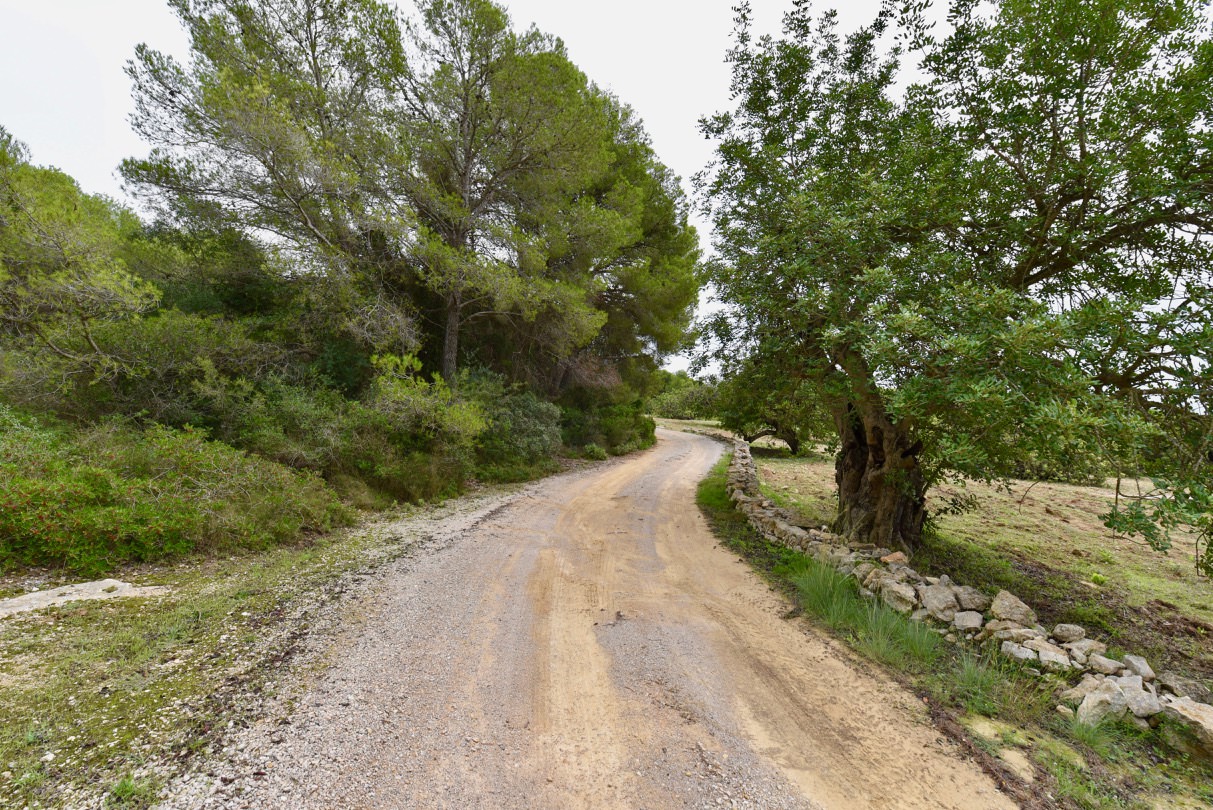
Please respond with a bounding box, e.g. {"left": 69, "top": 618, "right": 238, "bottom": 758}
{"left": 162, "top": 429, "right": 1016, "bottom": 809}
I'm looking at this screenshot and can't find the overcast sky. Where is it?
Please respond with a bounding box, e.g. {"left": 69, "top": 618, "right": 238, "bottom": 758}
{"left": 0, "top": 0, "right": 893, "bottom": 208}
{"left": 0, "top": 0, "right": 895, "bottom": 371}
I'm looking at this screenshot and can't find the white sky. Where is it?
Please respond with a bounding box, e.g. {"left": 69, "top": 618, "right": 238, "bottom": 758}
{"left": 0, "top": 0, "right": 894, "bottom": 371}
{"left": 0, "top": 0, "right": 892, "bottom": 209}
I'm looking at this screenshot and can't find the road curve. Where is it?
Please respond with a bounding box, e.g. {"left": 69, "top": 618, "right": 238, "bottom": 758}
{"left": 168, "top": 428, "right": 1015, "bottom": 809}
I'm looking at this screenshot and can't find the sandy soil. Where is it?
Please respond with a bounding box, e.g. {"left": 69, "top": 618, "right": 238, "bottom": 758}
{"left": 159, "top": 429, "right": 1015, "bottom": 809}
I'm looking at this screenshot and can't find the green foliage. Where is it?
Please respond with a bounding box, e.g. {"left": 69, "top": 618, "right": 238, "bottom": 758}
{"left": 648, "top": 374, "right": 718, "bottom": 420}
{"left": 582, "top": 443, "right": 608, "bottom": 461}
{"left": 465, "top": 373, "right": 562, "bottom": 482}
{"left": 124, "top": 0, "right": 698, "bottom": 388}
{"left": 0, "top": 0, "right": 701, "bottom": 586}
{"left": 0, "top": 133, "right": 160, "bottom": 380}
{"left": 193, "top": 357, "right": 484, "bottom": 503}
{"left": 1105, "top": 480, "right": 1213, "bottom": 576}
{"left": 0, "top": 405, "right": 350, "bottom": 575}
{"left": 701, "top": 0, "right": 1213, "bottom": 558}
{"left": 560, "top": 387, "right": 655, "bottom": 455}
{"left": 2, "top": 308, "right": 276, "bottom": 424}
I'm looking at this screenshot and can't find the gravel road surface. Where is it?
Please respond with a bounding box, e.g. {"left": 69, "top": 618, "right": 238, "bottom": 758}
{"left": 158, "top": 428, "right": 1015, "bottom": 809}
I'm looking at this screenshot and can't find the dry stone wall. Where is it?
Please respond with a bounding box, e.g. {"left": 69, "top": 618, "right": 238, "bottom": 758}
{"left": 724, "top": 439, "right": 1213, "bottom": 762}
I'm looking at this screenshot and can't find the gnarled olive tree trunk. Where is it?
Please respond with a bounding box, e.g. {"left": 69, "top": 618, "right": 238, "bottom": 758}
{"left": 832, "top": 404, "right": 926, "bottom": 552}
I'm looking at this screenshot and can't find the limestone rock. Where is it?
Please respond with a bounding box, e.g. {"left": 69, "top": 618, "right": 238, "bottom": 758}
{"left": 1161, "top": 696, "right": 1213, "bottom": 763}
{"left": 851, "top": 562, "right": 877, "bottom": 584}
{"left": 880, "top": 551, "right": 909, "bottom": 565}
{"left": 953, "top": 611, "right": 984, "bottom": 631}
{"left": 1157, "top": 671, "right": 1213, "bottom": 705}
{"left": 878, "top": 580, "right": 918, "bottom": 614}
{"left": 978, "top": 619, "right": 1021, "bottom": 640}
{"left": 1056, "top": 705, "right": 1075, "bottom": 719}
{"left": 1051, "top": 624, "right": 1086, "bottom": 643}
{"left": 1119, "top": 679, "right": 1163, "bottom": 718}
{"left": 990, "top": 591, "right": 1037, "bottom": 626}
{"left": 0, "top": 579, "right": 171, "bottom": 618}
{"left": 992, "top": 627, "right": 1046, "bottom": 645}
{"left": 1060, "top": 675, "right": 1104, "bottom": 706}
{"left": 862, "top": 568, "right": 888, "bottom": 590}
{"left": 1037, "top": 646, "right": 1073, "bottom": 673}
{"left": 1063, "top": 638, "right": 1107, "bottom": 665}
{"left": 952, "top": 585, "right": 991, "bottom": 612}
{"left": 1024, "top": 637, "right": 1066, "bottom": 655}
{"left": 918, "top": 584, "right": 960, "bottom": 623}
{"left": 1087, "top": 654, "right": 1124, "bottom": 676}
{"left": 1001, "top": 641, "right": 1038, "bottom": 664}
{"left": 1122, "top": 654, "right": 1156, "bottom": 682}
{"left": 1077, "top": 680, "right": 1128, "bottom": 726}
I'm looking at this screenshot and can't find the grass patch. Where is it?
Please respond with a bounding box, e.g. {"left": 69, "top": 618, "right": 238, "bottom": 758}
{"left": 107, "top": 775, "right": 159, "bottom": 808}
{"left": 696, "top": 455, "right": 802, "bottom": 582}
{"left": 783, "top": 556, "right": 942, "bottom": 668}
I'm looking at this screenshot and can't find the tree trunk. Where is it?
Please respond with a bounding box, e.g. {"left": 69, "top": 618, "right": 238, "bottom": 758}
{"left": 441, "top": 292, "right": 460, "bottom": 385}
{"left": 777, "top": 427, "right": 800, "bottom": 456}
{"left": 832, "top": 403, "right": 926, "bottom": 552}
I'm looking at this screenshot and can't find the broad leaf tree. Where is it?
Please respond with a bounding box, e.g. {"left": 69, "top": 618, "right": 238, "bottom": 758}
{"left": 933, "top": 0, "right": 1213, "bottom": 569}
{"left": 702, "top": 0, "right": 1213, "bottom": 565}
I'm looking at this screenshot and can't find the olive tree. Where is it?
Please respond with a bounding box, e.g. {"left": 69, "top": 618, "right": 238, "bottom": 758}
{"left": 702, "top": 0, "right": 1213, "bottom": 566}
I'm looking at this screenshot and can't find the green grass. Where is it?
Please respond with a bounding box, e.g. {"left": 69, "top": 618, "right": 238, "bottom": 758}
{"left": 107, "top": 775, "right": 159, "bottom": 808}
{"left": 782, "top": 556, "right": 942, "bottom": 669}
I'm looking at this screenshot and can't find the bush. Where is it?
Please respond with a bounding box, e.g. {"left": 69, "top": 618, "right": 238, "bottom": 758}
{"left": 192, "top": 356, "right": 484, "bottom": 503}
{"left": 466, "top": 375, "right": 562, "bottom": 482}
{"left": 561, "top": 388, "right": 656, "bottom": 456}
{"left": 0, "top": 310, "right": 277, "bottom": 426}
{"left": 0, "top": 406, "right": 351, "bottom": 575}
{"left": 649, "top": 382, "right": 718, "bottom": 420}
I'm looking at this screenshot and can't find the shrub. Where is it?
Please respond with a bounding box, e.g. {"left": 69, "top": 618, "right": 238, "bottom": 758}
{"left": 0, "top": 406, "right": 351, "bottom": 575}
{"left": 0, "top": 310, "right": 277, "bottom": 426}
{"left": 192, "top": 357, "right": 484, "bottom": 503}
{"left": 649, "top": 382, "right": 719, "bottom": 420}
{"left": 472, "top": 384, "right": 562, "bottom": 482}
{"left": 583, "top": 443, "right": 609, "bottom": 461}
{"left": 561, "top": 388, "right": 656, "bottom": 456}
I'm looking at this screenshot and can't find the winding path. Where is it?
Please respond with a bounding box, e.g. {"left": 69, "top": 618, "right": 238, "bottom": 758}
{"left": 166, "top": 428, "right": 1015, "bottom": 809}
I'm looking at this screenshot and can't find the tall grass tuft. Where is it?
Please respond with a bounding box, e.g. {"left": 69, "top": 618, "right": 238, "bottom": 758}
{"left": 787, "top": 554, "right": 940, "bottom": 668}
{"left": 950, "top": 652, "right": 1009, "bottom": 716}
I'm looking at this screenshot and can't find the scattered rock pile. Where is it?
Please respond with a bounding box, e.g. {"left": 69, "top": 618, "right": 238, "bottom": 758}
{"left": 724, "top": 439, "right": 1213, "bottom": 763}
